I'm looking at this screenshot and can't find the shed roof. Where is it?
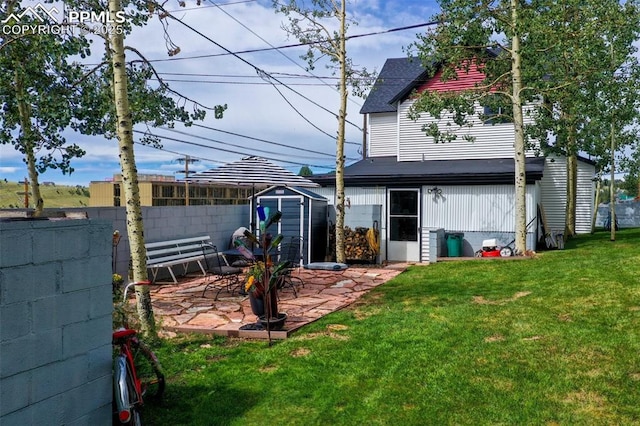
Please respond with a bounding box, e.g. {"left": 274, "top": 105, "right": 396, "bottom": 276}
{"left": 253, "top": 185, "right": 327, "bottom": 201}
{"left": 310, "top": 156, "right": 547, "bottom": 186}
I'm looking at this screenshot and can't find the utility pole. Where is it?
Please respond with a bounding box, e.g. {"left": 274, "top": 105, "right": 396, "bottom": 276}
{"left": 23, "top": 177, "right": 29, "bottom": 208}
{"left": 176, "top": 155, "right": 199, "bottom": 206}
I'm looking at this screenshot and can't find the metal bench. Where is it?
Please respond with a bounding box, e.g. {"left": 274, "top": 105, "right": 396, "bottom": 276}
{"left": 145, "top": 236, "right": 211, "bottom": 283}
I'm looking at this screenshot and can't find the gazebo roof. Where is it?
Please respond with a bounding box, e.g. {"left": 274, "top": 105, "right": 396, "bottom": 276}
{"left": 187, "top": 156, "right": 319, "bottom": 188}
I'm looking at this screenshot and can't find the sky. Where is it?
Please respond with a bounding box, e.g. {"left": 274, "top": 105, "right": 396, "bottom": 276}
{"left": 0, "top": 0, "right": 440, "bottom": 186}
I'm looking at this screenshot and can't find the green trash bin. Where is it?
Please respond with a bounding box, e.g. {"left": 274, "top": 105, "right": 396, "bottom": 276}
{"left": 446, "top": 233, "right": 464, "bottom": 257}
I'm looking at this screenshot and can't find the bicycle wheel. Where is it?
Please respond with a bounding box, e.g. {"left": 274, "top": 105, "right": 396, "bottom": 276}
{"left": 113, "top": 355, "right": 142, "bottom": 425}
{"left": 131, "top": 338, "right": 165, "bottom": 400}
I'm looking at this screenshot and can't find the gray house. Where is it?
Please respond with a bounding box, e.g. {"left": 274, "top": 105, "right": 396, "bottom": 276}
{"left": 311, "top": 57, "right": 595, "bottom": 262}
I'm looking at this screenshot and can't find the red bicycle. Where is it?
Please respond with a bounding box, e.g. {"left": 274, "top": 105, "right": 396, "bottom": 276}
{"left": 113, "top": 281, "right": 165, "bottom": 425}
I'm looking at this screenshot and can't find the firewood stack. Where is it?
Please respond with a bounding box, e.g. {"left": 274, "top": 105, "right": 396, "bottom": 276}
{"left": 328, "top": 224, "right": 378, "bottom": 263}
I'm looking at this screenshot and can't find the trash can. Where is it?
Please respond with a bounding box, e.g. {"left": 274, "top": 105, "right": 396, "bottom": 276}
{"left": 446, "top": 232, "right": 464, "bottom": 257}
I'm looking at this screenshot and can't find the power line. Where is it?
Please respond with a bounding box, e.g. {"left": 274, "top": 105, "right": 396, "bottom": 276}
{"left": 207, "top": 0, "right": 363, "bottom": 108}
{"left": 136, "top": 21, "right": 437, "bottom": 64}
{"left": 157, "top": 6, "right": 365, "bottom": 135}
{"left": 188, "top": 122, "right": 360, "bottom": 160}
{"left": 132, "top": 129, "right": 336, "bottom": 169}
{"left": 156, "top": 125, "right": 345, "bottom": 160}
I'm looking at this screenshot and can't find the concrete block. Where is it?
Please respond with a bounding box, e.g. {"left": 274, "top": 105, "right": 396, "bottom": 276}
{"left": 0, "top": 370, "right": 31, "bottom": 416}
{"left": 87, "top": 343, "right": 112, "bottom": 381}
{"left": 0, "top": 264, "right": 59, "bottom": 305}
{"left": 66, "top": 404, "right": 111, "bottom": 426}
{"left": 61, "top": 258, "right": 110, "bottom": 293}
{"left": 0, "top": 226, "right": 33, "bottom": 267}
{"left": 60, "top": 375, "right": 112, "bottom": 425}
{"left": 32, "top": 223, "right": 91, "bottom": 263}
{"left": 1, "top": 406, "right": 33, "bottom": 425}
{"left": 33, "top": 290, "right": 94, "bottom": 330}
{"left": 31, "top": 355, "right": 88, "bottom": 403}
{"left": 0, "top": 301, "right": 31, "bottom": 341}
{"left": 0, "top": 329, "right": 62, "bottom": 378}
{"left": 88, "top": 220, "right": 112, "bottom": 258}
{"left": 89, "top": 284, "right": 113, "bottom": 320}
{"left": 30, "top": 394, "right": 65, "bottom": 426}
{"left": 62, "top": 315, "right": 111, "bottom": 358}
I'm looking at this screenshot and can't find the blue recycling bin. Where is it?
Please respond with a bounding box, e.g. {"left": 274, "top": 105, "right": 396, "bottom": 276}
{"left": 446, "top": 233, "right": 464, "bottom": 257}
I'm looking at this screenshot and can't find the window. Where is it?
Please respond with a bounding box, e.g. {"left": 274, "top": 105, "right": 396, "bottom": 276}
{"left": 481, "top": 95, "right": 513, "bottom": 125}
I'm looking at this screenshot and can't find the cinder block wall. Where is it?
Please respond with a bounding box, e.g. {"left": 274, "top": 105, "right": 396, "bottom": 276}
{"left": 0, "top": 219, "right": 113, "bottom": 425}
{"left": 57, "top": 205, "right": 249, "bottom": 279}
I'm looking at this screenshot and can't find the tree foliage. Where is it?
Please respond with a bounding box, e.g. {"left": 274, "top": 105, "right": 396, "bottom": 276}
{"left": 0, "top": 2, "right": 93, "bottom": 213}
{"left": 408, "top": 0, "right": 640, "bottom": 248}
{"left": 273, "top": 0, "right": 374, "bottom": 263}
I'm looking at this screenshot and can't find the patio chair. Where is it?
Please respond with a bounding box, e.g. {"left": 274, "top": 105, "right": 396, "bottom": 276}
{"left": 277, "top": 236, "right": 304, "bottom": 297}
{"left": 201, "top": 243, "right": 243, "bottom": 299}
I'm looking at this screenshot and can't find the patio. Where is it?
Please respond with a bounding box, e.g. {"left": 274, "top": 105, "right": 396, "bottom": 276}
{"left": 149, "top": 263, "right": 407, "bottom": 340}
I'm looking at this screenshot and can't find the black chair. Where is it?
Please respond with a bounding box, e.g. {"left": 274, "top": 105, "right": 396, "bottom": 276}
{"left": 201, "top": 243, "right": 243, "bottom": 299}
{"left": 277, "top": 237, "right": 304, "bottom": 297}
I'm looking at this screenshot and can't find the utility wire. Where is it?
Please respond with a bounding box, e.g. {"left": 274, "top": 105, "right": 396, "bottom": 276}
{"left": 133, "top": 140, "right": 227, "bottom": 165}
{"left": 136, "top": 21, "right": 437, "bottom": 64}
{"left": 188, "top": 122, "right": 360, "bottom": 160}
{"left": 133, "top": 129, "right": 336, "bottom": 169}
{"left": 157, "top": 6, "right": 365, "bottom": 134}
{"left": 156, "top": 125, "right": 346, "bottom": 160}
{"left": 207, "top": 0, "right": 363, "bottom": 108}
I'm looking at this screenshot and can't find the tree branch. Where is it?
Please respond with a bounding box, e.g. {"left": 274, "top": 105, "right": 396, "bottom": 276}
{"left": 123, "top": 45, "right": 219, "bottom": 111}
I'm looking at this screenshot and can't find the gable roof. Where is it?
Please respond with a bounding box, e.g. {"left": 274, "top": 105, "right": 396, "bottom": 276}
{"left": 310, "top": 156, "right": 547, "bottom": 186}
{"left": 359, "top": 57, "right": 428, "bottom": 114}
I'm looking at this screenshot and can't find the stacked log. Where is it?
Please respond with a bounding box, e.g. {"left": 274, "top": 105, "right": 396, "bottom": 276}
{"left": 328, "top": 224, "right": 377, "bottom": 262}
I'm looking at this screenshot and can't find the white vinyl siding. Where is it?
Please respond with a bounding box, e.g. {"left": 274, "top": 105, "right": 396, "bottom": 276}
{"left": 539, "top": 155, "right": 595, "bottom": 235}
{"left": 368, "top": 112, "right": 398, "bottom": 157}
{"left": 576, "top": 161, "right": 596, "bottom": 233}
{"left": 396, "top": 101, "right": 538, "bottom": 161}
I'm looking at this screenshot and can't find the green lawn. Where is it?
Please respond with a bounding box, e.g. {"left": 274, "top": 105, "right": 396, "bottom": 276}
{"left": 144, "top": 229, "right": 640, "bottom": 425}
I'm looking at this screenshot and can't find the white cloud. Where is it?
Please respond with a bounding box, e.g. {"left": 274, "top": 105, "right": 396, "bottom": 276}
{"left": 1, "top": 0, "right": 439, "bottom": 185}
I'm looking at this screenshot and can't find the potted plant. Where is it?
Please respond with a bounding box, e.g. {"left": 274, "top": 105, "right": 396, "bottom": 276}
{"left": 235, "top": 209, "right": 288, "bottom": 335}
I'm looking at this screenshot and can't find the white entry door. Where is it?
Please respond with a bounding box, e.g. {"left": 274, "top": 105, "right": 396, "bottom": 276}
{"left": 387, "top": 189, "right": 420, "bottom": 262}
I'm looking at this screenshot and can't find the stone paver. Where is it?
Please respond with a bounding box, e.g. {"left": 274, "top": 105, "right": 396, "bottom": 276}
{"left": 147, "top": 264, "right": 408, "bottom": 339}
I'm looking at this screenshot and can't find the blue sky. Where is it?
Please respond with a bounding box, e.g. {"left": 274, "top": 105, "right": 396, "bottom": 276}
{"left": 0, "top": 0, "right": 440, "bottom": 186}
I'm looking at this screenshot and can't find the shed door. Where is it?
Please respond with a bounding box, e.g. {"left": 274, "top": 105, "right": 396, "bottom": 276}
{"left": 256, "top": 195, "right": 304, "bottom": 239}
{"left": 387, "top": 189, "right": 420, "bottom": 262}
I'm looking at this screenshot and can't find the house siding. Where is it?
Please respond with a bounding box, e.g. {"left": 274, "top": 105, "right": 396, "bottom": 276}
{"left": 397, "top": 101, "right": 538, "bottom": 161}
{"left": 421, "top": 184, "right": 538, "bottom": 233}
{"left": 368, "top": 112, "right": 398, "bottom": 157}
{"left": 539, "top": 155, "right": 595, "bottom": 235}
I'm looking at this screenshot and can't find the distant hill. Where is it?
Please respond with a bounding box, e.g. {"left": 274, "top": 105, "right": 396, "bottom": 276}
{"left": 0, "top": 180, "right": 90, "bottom": 209}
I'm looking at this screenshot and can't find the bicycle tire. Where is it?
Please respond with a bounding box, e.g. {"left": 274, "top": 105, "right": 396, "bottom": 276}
{"left": 113, "top": 355, "right": 143, "bottom": 425}
{"left": 131, "top": 338, "right": 165, "bottom": 400}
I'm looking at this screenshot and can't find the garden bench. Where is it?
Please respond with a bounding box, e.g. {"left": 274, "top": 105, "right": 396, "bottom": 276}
{"left": 145, "top": 235, "right": 211, "bottom": 283}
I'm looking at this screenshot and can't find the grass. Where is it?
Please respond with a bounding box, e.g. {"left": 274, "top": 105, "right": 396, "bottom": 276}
{"left": 0, "top": 180, "right": 89, "bottom": 208}
{"left": 143, "top": 229, "right": 640, "bottom": 425}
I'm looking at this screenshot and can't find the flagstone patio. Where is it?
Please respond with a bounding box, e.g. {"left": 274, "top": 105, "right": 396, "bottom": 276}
{"left": 149, "top": 264, "right": 408, "bottom": 340}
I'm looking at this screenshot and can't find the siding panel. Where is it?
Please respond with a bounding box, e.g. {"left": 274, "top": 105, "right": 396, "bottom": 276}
{"left": 397, "top": 101, "right": 538, "bottom": 161}
{"left": 421, "top": 184, "right": 538, "bottom": 232}
{"left": 368, "top": 113, "right": 397, "bottom": 157}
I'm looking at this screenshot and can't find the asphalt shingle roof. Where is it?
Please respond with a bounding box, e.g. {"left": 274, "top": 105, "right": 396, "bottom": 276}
{"left": 311, "top": 156, "right": 547, "bottom": 186}
{"left": 359, "top": 57, "right": 428, "bottom": 114}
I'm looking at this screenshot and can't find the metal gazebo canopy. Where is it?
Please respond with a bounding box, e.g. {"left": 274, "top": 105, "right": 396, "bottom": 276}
{"left": 187, "top": 156, "right": 320, "bottom": 188}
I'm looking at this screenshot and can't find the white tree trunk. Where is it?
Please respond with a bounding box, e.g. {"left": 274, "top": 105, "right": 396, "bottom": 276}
{"left": 511, "top": 0, "right": 527, "bottom": 255}
{"left": 14, "top": 68, "right": 44, "bottom": 215}
{"left": 109, "top": 0, "right": 155, "bottom": 336}
{"left": 335, "top": 0, "right": 348, "bottom": 263}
